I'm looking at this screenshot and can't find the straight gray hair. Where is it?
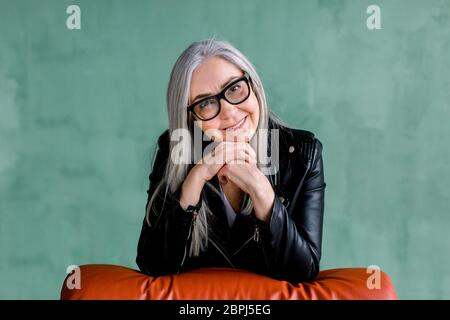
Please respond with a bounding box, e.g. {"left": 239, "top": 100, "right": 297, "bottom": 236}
{"left": 145, "top": 38, "right": 287, "bottom": 257}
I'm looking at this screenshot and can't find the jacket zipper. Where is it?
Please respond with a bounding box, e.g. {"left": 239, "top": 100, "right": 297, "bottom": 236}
{"left": 253, "top": 225, "right": 260, "bottom": 242}
{"left": 179, "top": 213, "right": 237, "bottom": 272}
{"left": 232, "top": 224, "right": 270, "bottom": 270}
{"left": 179, "top": 219, "right": 269, "bottom": 272}
{"left": 209, "top": 237, "right": 235, "bottom": 268}
{"left": 254, "top": 224, "right": 270, "bottom": 270}
{"left": 259, "top": 229, "right": 270, "bottom": 269}
{"left": 232, "top": 224, "right": 262, "bottom": 255}
{"left": 233, "top": 233, "right": 255, "bottom": 255}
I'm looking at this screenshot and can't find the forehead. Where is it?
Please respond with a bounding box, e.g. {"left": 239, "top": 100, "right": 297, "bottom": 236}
{"left": 190, "top": 57, "right": 242, "bottom": 96}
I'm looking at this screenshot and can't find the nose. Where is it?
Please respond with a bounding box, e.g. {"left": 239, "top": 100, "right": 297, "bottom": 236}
{"left": 218, "top": 99, "right": 239, "bottom": 120}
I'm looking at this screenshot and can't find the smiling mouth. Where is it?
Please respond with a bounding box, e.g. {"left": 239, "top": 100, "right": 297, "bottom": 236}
{"left": 224, "top": 116, "right": 247, "bottom": 131}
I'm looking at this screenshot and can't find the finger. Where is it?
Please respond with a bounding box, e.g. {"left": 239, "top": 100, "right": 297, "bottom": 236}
{"left": 242, "top": 142, "right": 257, "bottom": 160}
{"left": 222, "top": 144, "right": 250, "bottom": 164}
{"left": 233, "top": 150, "right": 256, "bottom": 165}
{"left": 232, "top": 143, "right": 257, "bottom": 164}
{"left": 203, "top": 142, "right": 227, "bottom": 165}
{"left": 228, "top": 141, "right": 256, "bottom": 161}
{"left": 209, "top": 141, "right": 256, "bottom": 166}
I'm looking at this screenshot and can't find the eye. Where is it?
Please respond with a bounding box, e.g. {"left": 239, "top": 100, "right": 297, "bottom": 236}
{"left": 230, "top": 84, "right": 241, "bottom": 92}
{"left": 199, "top": 99, "right": 214, "bottom": 108}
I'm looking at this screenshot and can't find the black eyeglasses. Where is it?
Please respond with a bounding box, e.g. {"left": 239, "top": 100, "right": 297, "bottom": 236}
{"left": 187, "top": 72, "right": 251, "bottom": 121}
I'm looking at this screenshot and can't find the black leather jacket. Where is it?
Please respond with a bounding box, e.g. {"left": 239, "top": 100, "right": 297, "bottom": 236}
{"left": 136, "top": 119, "right": 326, "bottom": 283}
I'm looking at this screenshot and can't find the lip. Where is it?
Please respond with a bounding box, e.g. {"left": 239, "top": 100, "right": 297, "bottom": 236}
{"left": 224, "top": 116, "right": 247, "bottom": 131}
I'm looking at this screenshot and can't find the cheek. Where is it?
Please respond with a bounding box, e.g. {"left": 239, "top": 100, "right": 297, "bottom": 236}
{"left": 244, "top": 94, "right": 260, "bottom": 128}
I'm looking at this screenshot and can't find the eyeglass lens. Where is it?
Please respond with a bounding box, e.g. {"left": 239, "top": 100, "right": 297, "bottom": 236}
{"left": 193, "top": 79, "right": 249, "bottom": 120}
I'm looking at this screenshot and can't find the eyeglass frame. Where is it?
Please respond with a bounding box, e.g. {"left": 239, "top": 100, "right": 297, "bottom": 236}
{"left": 187, "top": 72, "right": 252, "bottom": 121}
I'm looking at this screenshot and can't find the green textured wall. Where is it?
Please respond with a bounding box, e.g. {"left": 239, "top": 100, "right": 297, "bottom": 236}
{"left": 1, "top": 0, "right": 449, "bottom": 299}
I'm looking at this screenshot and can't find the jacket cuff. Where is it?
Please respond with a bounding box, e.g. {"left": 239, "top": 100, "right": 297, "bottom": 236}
{"left": 268, "top": 195, "right": 286, "bottom": 234}
{"left": 163, "top": 184, "right": 194, "bottom": 224}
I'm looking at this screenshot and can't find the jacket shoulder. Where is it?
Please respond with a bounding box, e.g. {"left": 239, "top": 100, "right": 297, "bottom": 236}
{"left": 148, "top": 129, "right": 170, "bottom": 179}
{"left": 157, "top": 129, "right": 170, "bottom": 147}
{"left": 278, "top": 125, "right": 322, "bottom": 163}
{"left": 289, "top": 128, "right": 315, "bottom": 142}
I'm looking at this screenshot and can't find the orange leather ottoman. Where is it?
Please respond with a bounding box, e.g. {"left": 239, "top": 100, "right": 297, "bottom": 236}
{"left": 60, "top": 264, "right": 397, "bottom": 300}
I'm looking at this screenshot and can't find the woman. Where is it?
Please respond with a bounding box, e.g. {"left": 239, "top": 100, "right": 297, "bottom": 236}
{"left": 136, "top": 38, "right": 326, "bottom": 283}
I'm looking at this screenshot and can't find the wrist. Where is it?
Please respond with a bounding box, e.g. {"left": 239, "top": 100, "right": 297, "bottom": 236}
{"left": 249, "top": 178, "right": 275, "bottom": 223}
{"left": 180, "top": 167, "right": 206, "bottom": 210}
{"left": 190, "top": 165, "right": 208, "bottom": 184}
{"left": 249, "top": 174, "right": 271, "bottom": 200}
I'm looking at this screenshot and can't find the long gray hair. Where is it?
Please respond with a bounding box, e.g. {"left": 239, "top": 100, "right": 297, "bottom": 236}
{"left": 145, "top": 38, "right": 286, "bottom": 257}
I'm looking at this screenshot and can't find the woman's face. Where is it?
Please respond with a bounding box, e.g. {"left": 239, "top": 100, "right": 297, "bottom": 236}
{"left": 189, "top": 57, "right": 260, "bottom": 142}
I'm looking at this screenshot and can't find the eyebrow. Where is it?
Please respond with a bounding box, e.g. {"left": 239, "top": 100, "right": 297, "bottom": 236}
{"left": 191, "top": 74, "right": 242, "bottom": 104}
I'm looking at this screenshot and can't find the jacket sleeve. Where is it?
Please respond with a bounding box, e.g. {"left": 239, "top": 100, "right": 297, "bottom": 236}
{"left": 136, "top": 130, "right": 194, "bottom": 276}
{"left": 262, "top": 137, "right": 326, "bottom": 283}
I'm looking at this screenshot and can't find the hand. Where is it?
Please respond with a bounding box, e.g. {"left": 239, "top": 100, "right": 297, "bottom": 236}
{"left": 196, "top": 138, "right": 257, "bottom": 183}
{"left": 179, "top": 138, "right": 256, "bottom": 210}
{"left": 217, "top": 159, "right": 275, "bottom": 223}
